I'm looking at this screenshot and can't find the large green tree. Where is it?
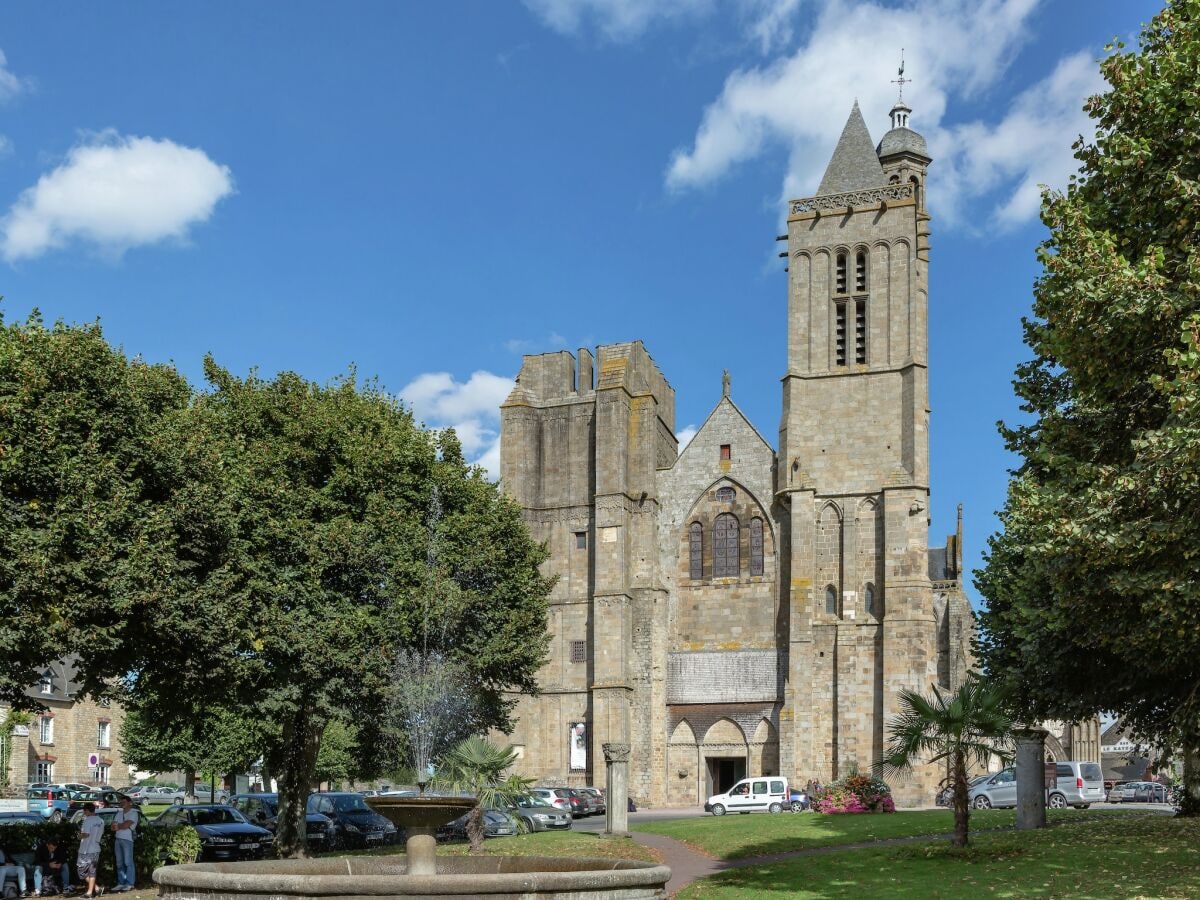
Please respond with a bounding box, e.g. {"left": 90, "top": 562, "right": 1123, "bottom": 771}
{"left": 977, "top": 0, "right": 1200, "bottom": 808}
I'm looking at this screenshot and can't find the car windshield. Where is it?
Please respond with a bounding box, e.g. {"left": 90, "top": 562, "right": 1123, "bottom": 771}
{"left": 190, "top": 808, "right": 246, "bottom": 825}
{"left": 331, "top": 795, "right": 371, "bottom": 813}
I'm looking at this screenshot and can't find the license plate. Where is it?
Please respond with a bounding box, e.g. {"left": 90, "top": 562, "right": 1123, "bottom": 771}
{"left": 366, "top": 832, "right": 384, "bottom": 841}
{"left": 239, "top": 843, "right": 257, "bottom": 850}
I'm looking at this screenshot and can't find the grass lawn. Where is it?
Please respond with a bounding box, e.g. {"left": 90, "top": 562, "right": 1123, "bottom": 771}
{"left": 677, "top": 813, "right": 1199, "bottom": 899}
{"left": 633, "top": 808, "right": 1136, "bottom": 860}
{"left": 436, "top": 830, "right": 661, "bottom": 863}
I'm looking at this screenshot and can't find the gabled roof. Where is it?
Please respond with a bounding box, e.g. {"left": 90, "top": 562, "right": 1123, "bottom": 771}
{"left": 817, "top": 102, "right": 887, "bottom": 196}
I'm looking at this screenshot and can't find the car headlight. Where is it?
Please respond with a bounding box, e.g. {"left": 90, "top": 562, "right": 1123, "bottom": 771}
{"left": 344, "top": 823, "right": 360, "bottom": 833}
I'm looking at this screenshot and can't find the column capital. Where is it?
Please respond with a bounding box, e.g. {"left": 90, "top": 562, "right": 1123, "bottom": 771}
{"left": 602, "top": 742, "right": 631, "bottom": 764}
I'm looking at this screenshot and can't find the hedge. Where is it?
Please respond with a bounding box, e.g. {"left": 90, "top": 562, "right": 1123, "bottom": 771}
{"left": 0, "top": 820, "right": 201, "bottom": 887}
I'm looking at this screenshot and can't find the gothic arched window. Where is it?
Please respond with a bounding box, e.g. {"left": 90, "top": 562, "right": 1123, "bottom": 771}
{"left": 689, "top": 522, "right": 703, "bottom": 580}
{"left": 713, "top": 514, "right": 740, "bottom": 578}
{"left": 825, "top": 584, "right": 838, "bottom": 615}
{"left": 749, "top": 517, "right": 764, "bottom": 576}
{"left": 864, "top": 583, "right": 875, "bottom": 615}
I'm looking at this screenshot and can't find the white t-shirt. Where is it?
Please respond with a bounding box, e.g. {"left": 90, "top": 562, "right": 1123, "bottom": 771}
{"left": 79, "top": 814, "right": 105, "bottom": 854}
{"left": 115, "top": 807, "right": 138, "bottom": 841}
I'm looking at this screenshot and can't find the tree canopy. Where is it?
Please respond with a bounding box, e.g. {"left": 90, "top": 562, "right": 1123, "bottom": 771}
{"left": 977, "top": 0, "right": 1200, "bottom": 764}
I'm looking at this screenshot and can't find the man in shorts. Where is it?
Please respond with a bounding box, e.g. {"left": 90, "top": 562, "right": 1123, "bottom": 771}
{"left": 78, "top": 802, "right": 104, "bottom": 898}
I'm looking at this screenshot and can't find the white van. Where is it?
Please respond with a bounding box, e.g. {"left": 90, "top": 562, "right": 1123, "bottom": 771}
{"left": 705, "top": 777, "right": 789, "bottom": 815}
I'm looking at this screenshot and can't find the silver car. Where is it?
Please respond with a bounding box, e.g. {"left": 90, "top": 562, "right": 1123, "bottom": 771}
{"left": 969, "top": 767, "right": 1017, "bottom": 809}
{"left": 1048, "top": 761, "right": 1105, "bottom": 809}
{"left": 509, "top": 795, "right": 571, "bottom": 832}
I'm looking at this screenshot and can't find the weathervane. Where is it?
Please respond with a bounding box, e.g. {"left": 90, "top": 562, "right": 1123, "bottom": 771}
{"left": 892, "top": 48, "right": 910, "bottom": 101}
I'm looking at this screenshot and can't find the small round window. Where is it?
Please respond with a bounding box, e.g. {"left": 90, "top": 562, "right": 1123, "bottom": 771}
{"left": 716, "top": 486, "right": 735, "bottom": 503}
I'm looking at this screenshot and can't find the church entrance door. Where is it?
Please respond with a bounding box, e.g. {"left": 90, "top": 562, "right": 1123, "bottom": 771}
{"left": 706, "top": 757, "right": 746, "bottom": 797}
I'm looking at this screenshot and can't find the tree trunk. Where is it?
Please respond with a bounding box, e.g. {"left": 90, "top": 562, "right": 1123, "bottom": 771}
{"left": 467, "top": 805, "right": 486, "bottom": 854}
{"left": 952, "top": 749, "right": 970, "bottom": 848}
{"left": 1179, "top": 740, "right": 1200, "bottom": 818}
{"left": 276, "top": 707, "right": 322, "bottom": 858}
{"left": 184, "top": 770, "right": 197, "bottom": 801}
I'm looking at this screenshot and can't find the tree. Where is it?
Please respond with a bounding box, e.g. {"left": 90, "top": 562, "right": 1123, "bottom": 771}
{"left": 314, "top": 719, "right": 359, "bottom": 788}
{"left": 438, "top": 736, "right": 532, "bottom": 853}
{"left": 976, "top": 0, "right": 1200, "bottom": 813}
{"left": 880, "top": 676, "right": 1013, "bottom": 847}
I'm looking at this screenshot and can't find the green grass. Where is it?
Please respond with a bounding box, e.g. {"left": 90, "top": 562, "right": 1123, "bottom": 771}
{"left": 633, "top": 808, "right": 1135, "bottom": 860}
{"left": 436, "top": 830, "right": 661, "bottom": 863}
{"left": 676, "top": 813, "right": 1200, "bottom": 899}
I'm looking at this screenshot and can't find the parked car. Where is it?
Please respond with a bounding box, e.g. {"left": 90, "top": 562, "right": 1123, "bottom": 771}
{"left": 539, "top": 787, "right": 590, "bottom": 817}
{"left": 705, "top": 777, "right": 790, "bottom": 815}
{"left": 1046, "top": 761, "right": 1105, "bottom": 809}
{"left": 26, "top": 787, "right": 71, "bottom": 822}
{"left": 528, "top": 788, "right": 574, "bottom": 814}
{"left": 0, "top": 811, "right": 42, "bottom": 826}
{"left": 505, "top": 795, "right": 572, "bottom": 832}
{"left": 153, "top": 804, "right": 274, "bottom": 861}
{"left": 230, "top": 792, "right": 335, "bottom": 849}
{"left": 1120, "top": 781, "right": 1169, "bottom": 803}
{"left": 68, "top": 807, "right": 121, "bottom": 827}
{"left": 578, "top": 787, "right": 606, "bottom": 816}
{"left": 306, "top": 792, "right": 398, "bottom": 849}
{"left": 438, "top": 808, "right": 519, "bottom": 842}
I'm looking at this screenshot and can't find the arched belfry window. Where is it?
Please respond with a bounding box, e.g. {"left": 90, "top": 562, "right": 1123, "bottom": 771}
{"left": 750, "top": 517, "right": 764, "bottom": 576}
{"left": 864, "top": 583, "right": 875, "bottom": 615}
{"left": 713, "top": 513, "right": 740, "bottom": 578}
{"left": 825, "top": 584, "right": 838, "bottom": 615}
{"left": 689, "top": 522, "right": 703, "bottom": 580}
{"left": 910, "top": 175, "right": 921, "bottom": 208}
{"left": 855, "top": 251, "right": 867, "bottom": 292}
{"left": 835, "top": 252, "right": 848, "bottom": 294}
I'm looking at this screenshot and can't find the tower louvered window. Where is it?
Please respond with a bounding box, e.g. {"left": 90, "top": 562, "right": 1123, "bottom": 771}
{"left": 750, "top": 517, "right": 764, "bottom": 576}
{"left": 689, "top": 522, "right": 703, "bottom": 580}
{"left": 835, "top": 253, "right": 847, "bottom": 294}
{"left": 855, "top": 300, "right": 867, "bottom": 364}
{"left": 855, "top": 251, "right": 867, "bottom": 292}
{"left": 713, "top": 514, "right": 740, "bottom": 578}
{"left": 835, "top": 301, "right": 848, "bottom": 366}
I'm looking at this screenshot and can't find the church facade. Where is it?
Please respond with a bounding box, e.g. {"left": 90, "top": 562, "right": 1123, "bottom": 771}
{"left": 498, "top": 100, "right": 975, "bottom": 807}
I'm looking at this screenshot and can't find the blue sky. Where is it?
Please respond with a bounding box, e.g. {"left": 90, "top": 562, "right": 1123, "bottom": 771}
{"left": 0, "top": 0, "right": 1161, "bottom": 601}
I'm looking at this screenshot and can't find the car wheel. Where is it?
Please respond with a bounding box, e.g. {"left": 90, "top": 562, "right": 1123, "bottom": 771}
{"left": 790, "top": 800, "right": 803, "bottom": 812}
{"left": 49, "top": 810, "right": 63, "bottom": 823}
{"left": 769, "top": 802, "right": 783, "bottom": 814}
{"left": 1048, "top": 793, "right": 1067, "bottom": 809}
{"left": 972, "top": 795, "right": 991, "bottom": 810}
{"left": 711, "top": 803, "right": 726, "bottom": 816}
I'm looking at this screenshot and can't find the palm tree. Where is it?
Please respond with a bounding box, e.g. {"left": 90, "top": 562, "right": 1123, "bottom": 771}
{"left": 880, "top": 674, "right": 1014, "bottom": 847}
{"left": 438, "top": 736, "right": 533, "bottom": 853}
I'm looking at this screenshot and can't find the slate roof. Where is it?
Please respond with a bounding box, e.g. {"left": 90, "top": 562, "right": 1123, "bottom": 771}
{"left": 928, "top": 547, "right": 950, "bottom": 581}
{"left": 877, "top": 126, "right": 929, "bottom": 158}
{"left": 817, "top": 102, "right": 887, "bottom": 196}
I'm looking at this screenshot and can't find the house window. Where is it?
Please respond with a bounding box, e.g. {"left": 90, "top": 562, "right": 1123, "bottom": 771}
{"left": 865, "top": 583, "right": 875, "bottom": 614}
{"left": 689, "top": 522, "right": 703, "bottom": 580}
{"left": 750, "top": 518, "right": 764, "bottom": 576}
{"left": 95, "top": 764, "right": 110, "bottom": 784}
{"left": 855, "top": 299, "right": 867, "bottom": 364}
{"left": 35, "top": 761, "right": 53, "bottom": 781}
{"left": 570, "top": 640, "right": 587, "bottom": 663}
{"left": 39, "top": 673, "right": 53, "bottom": 694}
{"left": 835, "top": 301, "right": 848, "bottom": 366}
{"left": 39, "top": 716, "right": 54, "bottom": 745}
{"left": 98, "top": 721, "right": 111, "bottom": 749}
{"left": 713, "top": 514, "right": 740, "bottom": 578}
{"left": 720, "top": 444, "right": 731, "bottom": 461}
{"left": 835, "top": 252, "right": 847, "bottom": 294}
{"left": 716, "top": 486, "right": 735, "bottom": 503}
{"left": 855, "top": 250, "right": 867, "bottom": 292}
{"left": 574, "top": 531, "right": 587, "bottom": 550}
{"left": 825, "top": 585, "right": 838, "bottom": 615}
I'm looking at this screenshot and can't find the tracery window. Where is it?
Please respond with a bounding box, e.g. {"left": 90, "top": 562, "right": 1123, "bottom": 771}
{"left": 689, "top": 522, "right": 703, "bottom": 580}
{"left": 716, "top": 486, "right": 735, "bottom": 503}
{"left": 749, "top": 517, "right": 764, "bottom": 576}
{"left": 713, "top": 514, "right": 740, "bottom": 578}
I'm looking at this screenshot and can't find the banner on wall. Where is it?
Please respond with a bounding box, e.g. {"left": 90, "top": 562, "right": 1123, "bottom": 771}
{"left": 569, "top": 721, "right": 587, "bottom": 771}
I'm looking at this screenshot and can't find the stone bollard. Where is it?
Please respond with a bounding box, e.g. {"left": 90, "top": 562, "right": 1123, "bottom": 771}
{"left": 603, "top": 742, "right": 630, "bottom": 837}
{"left": 1014, "top": 727, "right": 1048, "bottom": 830}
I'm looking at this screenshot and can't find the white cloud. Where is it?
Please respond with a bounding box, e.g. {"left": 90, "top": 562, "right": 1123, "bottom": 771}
{"left": 1, "top": 131, "right": 235, "bottom": 262}
{"left": 0, "top": 49, "right": 28, "bottom": 103}
{"left": 665, "top": 0, "right": 1099, "bottom": 228}
{"left": 399, "top": 370, "right": 515, "bottom": 480}
{"left": 522, "top": 0, "right": 713, "bottom": 41}
{"left": 742, "top": 0, "right": 803, "bottom": 54}
{"left": 677, "top": 424, "right": 699, "bottom": 448}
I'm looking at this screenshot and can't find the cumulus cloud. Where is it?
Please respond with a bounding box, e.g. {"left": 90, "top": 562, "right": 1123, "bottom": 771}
{"left": 0, "top": 49, "right": 28, "bottom": 103}
{"left": 676, "top": 424, "right": 699, "bottom": 449}
{"left": 522, "top": 0, "right": 713, "bottom": 41}
{"left": 399, "top": 371, "right": 515, "bottom": 480}
{"left": 1, "top": 131, "right": 235, "bottom": 262}
{"left": 665, "top": 0, "right": 1100, "bottom": 229}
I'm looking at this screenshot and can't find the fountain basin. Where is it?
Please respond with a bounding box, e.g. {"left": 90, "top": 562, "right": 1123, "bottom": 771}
{"left": 153, "top": 854, "right": 671, "bottom": 898}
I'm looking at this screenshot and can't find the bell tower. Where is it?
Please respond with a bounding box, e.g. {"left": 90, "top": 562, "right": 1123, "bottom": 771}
{"left": 777, "top": 98, "right": 939, "bottom": 805}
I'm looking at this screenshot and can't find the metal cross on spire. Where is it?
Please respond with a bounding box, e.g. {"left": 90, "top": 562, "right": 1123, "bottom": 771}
{"left": 892, "top": 48, "right": 910, "bottom": 101}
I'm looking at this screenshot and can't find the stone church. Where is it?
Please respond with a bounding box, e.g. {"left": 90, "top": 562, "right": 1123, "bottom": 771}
{"left": 498, "top": 99, "right": 975, "bottom": 807}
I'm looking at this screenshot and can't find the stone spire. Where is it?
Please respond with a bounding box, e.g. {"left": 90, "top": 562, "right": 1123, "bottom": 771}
{"left": 816, "top": 101, "right": 887, "bottom": 196}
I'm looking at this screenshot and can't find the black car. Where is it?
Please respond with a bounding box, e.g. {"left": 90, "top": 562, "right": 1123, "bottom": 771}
{"left": 230, "top": 792, "right": 335, "bottom": 848}
{"left": 153, "top": 803, "right": 275, "bottom": 861}
{"left": 307, "top": 792, "right": 398, "bottom": 849}
{"left": 0, "top": 811, "right": 42, "bottom": 826}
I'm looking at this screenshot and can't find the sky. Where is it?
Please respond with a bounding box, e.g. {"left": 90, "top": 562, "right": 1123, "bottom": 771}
{"left": 0, "top": 0, "right": 1162, "bottom": 605}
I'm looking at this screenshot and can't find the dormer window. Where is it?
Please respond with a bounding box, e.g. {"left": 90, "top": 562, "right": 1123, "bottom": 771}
{"left": 39, "top": 672, "right": 53, "bottom": 694}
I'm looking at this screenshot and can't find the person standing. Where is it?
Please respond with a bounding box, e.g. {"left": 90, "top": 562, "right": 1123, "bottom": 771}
{"left": 77, "top": 802, "right": 104, "bottom": 899}
{"left": 111, "top": 796, "right": 139, "bottom": 892}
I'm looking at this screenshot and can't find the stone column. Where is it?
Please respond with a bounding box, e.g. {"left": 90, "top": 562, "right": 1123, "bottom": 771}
{"left": 604, "top": 742, "right": 631, "bottom": 836}
{"left": 1014, "top": 727, "right": 1048, "bottom": 830}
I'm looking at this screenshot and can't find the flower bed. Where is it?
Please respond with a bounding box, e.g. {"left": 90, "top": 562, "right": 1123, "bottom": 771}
{"left": 815, "top": 773, "right": 895, "bottom": 814}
